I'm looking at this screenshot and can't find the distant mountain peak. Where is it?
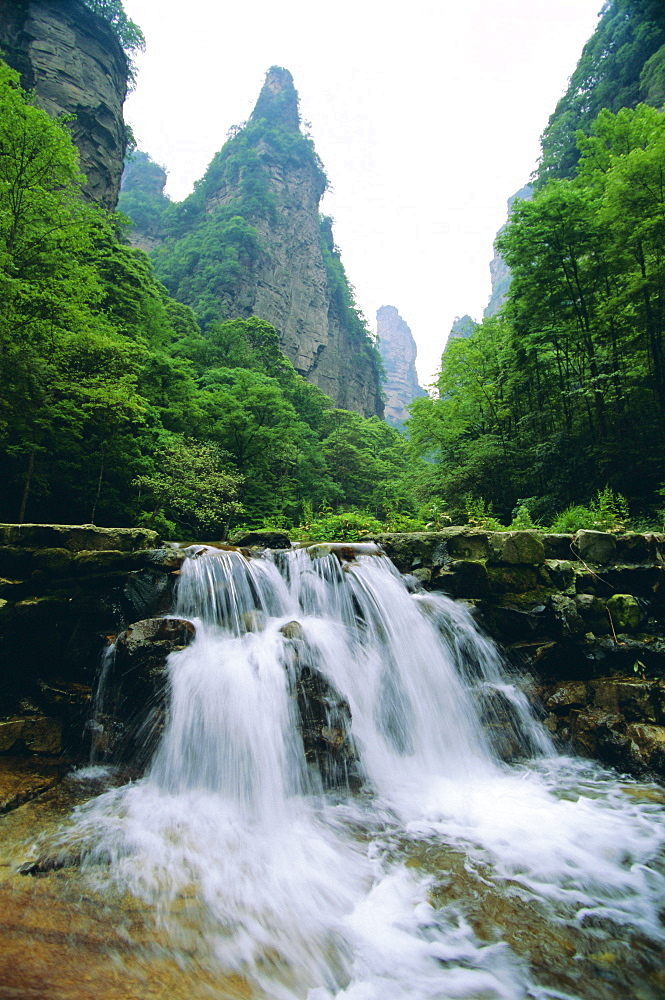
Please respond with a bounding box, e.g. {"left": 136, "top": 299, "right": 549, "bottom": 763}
{"left": 250, "top": 65, "right": 300, "bottom": 131}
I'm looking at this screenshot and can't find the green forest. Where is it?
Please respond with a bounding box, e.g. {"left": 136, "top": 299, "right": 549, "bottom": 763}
{"left": 408, "top": 0, "right": 665, "bottom": 533}
{"left": 0, "top": 57, "right": 422, "bottom": 539}
{"left": 2, "top": 0, "right": 665, "bottom": 540}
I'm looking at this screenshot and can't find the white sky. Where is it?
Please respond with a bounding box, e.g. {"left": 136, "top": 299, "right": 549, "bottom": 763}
{"left": 121, "top": 0, "right": 603, "bottom": 385}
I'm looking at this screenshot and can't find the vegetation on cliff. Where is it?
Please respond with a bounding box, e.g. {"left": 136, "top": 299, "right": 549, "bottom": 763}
{"left": 81, "top": 0, "right": 145, "bottom": 72}
{"left": 119, "top": 68, "right": 384, "bottom": 414}
{"left": 409, "top": 101, "right": 665, "bottom": 527}
{"left": 537, "top": 0, "right": 665, "bottom": 184}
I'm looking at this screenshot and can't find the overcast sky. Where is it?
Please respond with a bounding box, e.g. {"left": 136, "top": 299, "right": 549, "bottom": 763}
{"left": 122, "top": 0, "right": 603, "bottom": 385}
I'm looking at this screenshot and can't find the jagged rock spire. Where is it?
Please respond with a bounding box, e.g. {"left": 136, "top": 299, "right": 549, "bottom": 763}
{"left": 250, "top": 66, "right": 300, "bottom": 131}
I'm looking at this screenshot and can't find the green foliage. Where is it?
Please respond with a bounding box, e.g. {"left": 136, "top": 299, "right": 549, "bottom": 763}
{"left": 409, "top": 103, "right": 665, "bottom": 524}
{"left": 548, "top": 488, "right": 629, "bottom": 534}
{"left": 464, "top": 496, "right": 504, "bottom": 532}
{"left": 548, "top": 505, "right": 599, "bottom": 534}
{"left": 508, "top": 500, "right": 539, "bottom": 531}
{"left": 537, "top": 0, "right": 665, "bottom": 183}
{"left": 0, "top": 61, "right": 426, "bottom": 538}
{"left": 117, "top": 151, "right": 170, "bottom": 238}
{"left": 134, "top": 439, "right": 243, "bottom": 534}
{"left": 296, "top": 509, "right": 384, "bottom": 542}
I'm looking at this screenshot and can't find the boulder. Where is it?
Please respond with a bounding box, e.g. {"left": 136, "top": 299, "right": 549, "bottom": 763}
{"left": 491, "top": 531, "right": 545, "bottom": 566}
{"left": 279, "top": 627, "right": 362, "bottom": 790}
{"left": 96, "top": 617, "right": 196, "bottom": 766}
{"left": 606, "top": 594, "right": 641, "bottom": 631}
{"left": 230, "top": 531, "right": 292, "bottom": 549}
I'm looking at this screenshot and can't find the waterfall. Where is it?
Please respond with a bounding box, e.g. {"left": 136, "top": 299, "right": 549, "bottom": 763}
{"left": 64, "top": 545, "right": 665, "bottom": 999}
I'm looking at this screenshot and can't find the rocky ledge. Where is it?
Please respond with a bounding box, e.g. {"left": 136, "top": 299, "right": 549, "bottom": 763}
{"left": 0, "top": 523, "right": 184, "bottom": 758}
{"left": 367, "top": 527, "right": 665, "bottom": 777}
{"left": 1, "top": 524, "right": 664, "bottom": 783}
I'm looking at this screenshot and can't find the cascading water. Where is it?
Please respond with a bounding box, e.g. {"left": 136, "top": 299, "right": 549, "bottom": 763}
{"left": 60, "top": 545, "right": 665, "bottom": 999}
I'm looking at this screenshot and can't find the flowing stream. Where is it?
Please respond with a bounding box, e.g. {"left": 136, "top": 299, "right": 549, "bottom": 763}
{"left": 60, "top": 545, "right": 665, "bottom": 998}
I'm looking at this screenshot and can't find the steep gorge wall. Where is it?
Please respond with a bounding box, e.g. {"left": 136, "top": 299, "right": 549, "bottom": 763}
{"left": 376, "top": 305, "right": 426, "bottom": 425}
{"left": 0, "top": 0, "right": 128, "bottom": 209}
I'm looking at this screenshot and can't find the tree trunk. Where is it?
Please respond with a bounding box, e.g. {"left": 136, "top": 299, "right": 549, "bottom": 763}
{"left": 18, "top": 448, "right": 35, "bottom": 524}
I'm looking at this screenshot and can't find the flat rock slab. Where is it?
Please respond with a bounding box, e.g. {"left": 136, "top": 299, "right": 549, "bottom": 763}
{"left": 0, "top": 773, "right": 253, "bottom": 1000}
{"left": 0, "top": 757, "right": 70, "bottom": 814}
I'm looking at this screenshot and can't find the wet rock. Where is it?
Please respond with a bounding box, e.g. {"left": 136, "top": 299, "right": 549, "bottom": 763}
{"left": 280, "top": 620, "right": 304, "bottom": 640}
{"left": 123, "top": 568, "right": 175, "bottom": 620}
{"left": 281, "top": 630, "right": 362, "bottom": 791}
{"left": 115, "top": 617, "right": 195, "bottom": 673}
{"left": 574, "top": 530, "right": 617, "bottom": 565}
{"left": 0, "top": 757, "right": 69, "bottom": 814}
{"left": 546, "top": 682, "right": 587, "bottom": 712}
{"left": 295, "top": 664, "right": 362, "bottom": 790}
{"left": 231, "top": 530, "right": 292, "bottom": 549}
{"left": 245, "top": 610, "right": 267, "bottom": 632}
{"left": 0, "top": 716, "right": 61, "bottom": 755}
{"left": 101, "top": 617, "right": 196, "bottom": 766}
{"left": 304, "top": 542, "right": 382, "bottom": 562}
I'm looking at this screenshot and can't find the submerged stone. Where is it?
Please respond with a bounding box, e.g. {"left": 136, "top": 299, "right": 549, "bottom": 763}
{"left": 0, "top": 716, "right": 61, "bottom": 755}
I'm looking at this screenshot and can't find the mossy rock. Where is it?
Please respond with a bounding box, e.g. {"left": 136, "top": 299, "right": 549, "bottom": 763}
{"left": 606, "top": 593, "right": 641, "bottom": 631}
{"left": 0, "top": 523, "right": 159, "bottom": 553}
{"left": 487, "top": 565, "right": 540, "bottom": 594}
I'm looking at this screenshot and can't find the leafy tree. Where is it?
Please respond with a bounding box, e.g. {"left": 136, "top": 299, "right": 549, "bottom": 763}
{"left": 134, "top": 439, "right": 242, "bottom": 535}
{"left": 409, "top": 102, "right": 665, "bottom": 522}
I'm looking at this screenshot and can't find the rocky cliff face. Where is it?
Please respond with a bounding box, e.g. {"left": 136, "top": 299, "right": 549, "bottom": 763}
{"left": 153, "top": 67, "right": 384, "bottom": 418}
{"left": 376, "top": 305, "right": 425, "bottom": 426}
{"left": 0, "top": 0, "right": 128, "bottom": 209}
